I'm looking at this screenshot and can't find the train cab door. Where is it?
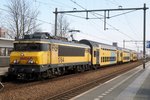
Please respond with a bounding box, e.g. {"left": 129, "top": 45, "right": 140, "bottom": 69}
{"left": 96, "top": 49, "right": 99, "bottom": 64}
{"left": 93, "top": 48, "right": 100, "bottom": 65}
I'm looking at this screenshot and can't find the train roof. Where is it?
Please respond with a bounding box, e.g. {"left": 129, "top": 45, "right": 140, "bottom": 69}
{"left": 50, "top": 39, "right": 90, "bottom": 48}
{"left": 14, "top": 38, "right": 90, "bottom": 48}
{"left": 14, "top": 32, "right": 90, "bottom": 48}
{"left": 80, "top": 39, "right": 116, "bottom": 50}
{"left": 122, "top": 48, "right": 131, "bottom": 52}
{"left": 117, "top": 47, "right": 123, "bottom": 50}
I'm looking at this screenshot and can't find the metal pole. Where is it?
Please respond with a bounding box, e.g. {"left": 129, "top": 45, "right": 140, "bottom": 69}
{"left": 137, "top": 46, "right": 139, "bottom": 53}
{"left": 104, "top": 11, "right": 106, "bottom": 30}
{"left": 123, "top": 40, "right": 125, "bottom": 48}
{"left": 54, "top": 8, "right": 58, "bottom": 36}
{"left": 143, "top": 3, "right": 146, "bottom": 69}
{"left": 86, "top": 11, "right": 89, "bottom": 19}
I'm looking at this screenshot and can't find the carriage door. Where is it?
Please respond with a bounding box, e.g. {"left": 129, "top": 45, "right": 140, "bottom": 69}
{"left": 96, "top": 49, "right": 99, "bottom": 64}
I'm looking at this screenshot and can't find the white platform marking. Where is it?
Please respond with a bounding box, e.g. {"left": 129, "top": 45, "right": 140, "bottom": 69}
{"left": 94, "top": 98, "right": 99, "bottom": 100}
{"left": 70, "top": 63, "right": 146, "bottom": 100}
{"left": 115, "top": 63, "right": 150, "bottom": 100}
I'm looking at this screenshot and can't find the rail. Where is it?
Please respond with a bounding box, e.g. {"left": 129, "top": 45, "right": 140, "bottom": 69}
{"left": 0, "top": 82, "right": 4, "bottom": 92}
{"left": 45, "top": 62, "right": 141, "bottom": 100}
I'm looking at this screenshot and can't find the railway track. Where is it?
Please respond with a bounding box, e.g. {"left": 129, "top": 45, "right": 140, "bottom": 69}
{"left": 45, "top": 61, "right": 142, "bottom": 100}
{"left": 0, "top": 61, "right": 143, "bottom": 99}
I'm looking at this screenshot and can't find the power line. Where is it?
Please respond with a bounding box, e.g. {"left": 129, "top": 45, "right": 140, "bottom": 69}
{"left": 86, "top": 20, "right": 124, "bottom": 41}
{"left": 106, "top": 0, "right": 120, "bottom": 6}
{"left": 123, "top": 14, "right": 141, "bottom": 40}
{"left": 34, "top": 0, "right": 73, "bottom": 9}
{"left": 79, "top": 31, "right": 113, "bottom": 43}
{"left": 51, "top": 0, "right": 73, "bottom": 9}
{"left": 105, "top": 0, "right": 141, "bottom": 40}
{"left": 70, "top": 0, "right": 87, "bottom": 10}
{"left": 64, "top": 13, "right": 86, "bottom": 19}
{"left": 91, "top": 13, "right": 137, "bottom": 40}
{"left": 64, "top": 12, "right": 117, "bottom": 42}
{"left": 53, "top": 1, "right": 114, "bottom": 41}
{"left": 109, "top": 10, "right": 137, "bottom": 18}
{"left": 69, "top": 0, "right": 141, "bottom": 40}
{"left": 69, "top": 0, "right": 117, "bottom": 41}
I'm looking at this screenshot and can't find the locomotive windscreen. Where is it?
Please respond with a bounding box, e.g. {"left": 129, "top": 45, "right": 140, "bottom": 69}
{"left": 14, "top": 43, "right": 49, "bottom": 51}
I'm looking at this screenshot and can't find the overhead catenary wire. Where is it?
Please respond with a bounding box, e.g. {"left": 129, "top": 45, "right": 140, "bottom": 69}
{"left": 64, "top": 13, "right": 86, "bottom": 19}
{"left": 69, "top": 0, "right": 119, "bottom": 41}
{"left": 51, "top": 0, "right": 74, "bottom": 9}
{"left": 86, "top": 20, "right": 125, "bottom": 41}
{"left": 32, "top": 0, "right": 116, "bottom": 42}
{"left": 106, "top": 0, "right": 120, "bottom": 7}
{"left": 69, "top": 0, "right": 139, "bottom": 40}
{"left": 105, "top": 0, "right": 142, "bottom": 40}
{"left": 91, "top": 13, "right": 135, "bottom": 40}
{"left": 32, "top": 0, "right": 136, "bottom": 42}
{"left": 34, "top": 0, "right": 73, "bottom": 9}
{"left": 39, "top": 0, "right": 114, "bottom": 42}
{"left": 61, "top": 0, "right": 135, "bottom": 39}
{"left": 79, "top": 31, "right": 114, "bottom": 43}
{"left": 64, "top": 13, "right": 118, "bottom": 42}
{"left": 108, "top": 10, "right": 137, "bottom": 19}
{"left": 123, "top": 14, "right": 141, "bottom": 40}
{"left": 69, "top": 0, "right": 145, "bottom": 52}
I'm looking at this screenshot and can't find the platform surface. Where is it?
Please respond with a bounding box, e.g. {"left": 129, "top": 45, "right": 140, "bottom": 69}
{"left": 70, "top": 61, "right": 150, "bottom": 100}
{"left": 0, "top": 67, "right": 9, "bottom": 76}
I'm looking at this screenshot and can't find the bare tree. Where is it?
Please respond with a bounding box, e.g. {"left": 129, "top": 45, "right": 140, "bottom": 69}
{"left": 57, "top": 14, "right": 70, "bottom": 37}
{"left": 0, "top": 12, "right": 4, "bottom": 27}
{"left": 6, "top": 0, "right": 40, "bottom": 39}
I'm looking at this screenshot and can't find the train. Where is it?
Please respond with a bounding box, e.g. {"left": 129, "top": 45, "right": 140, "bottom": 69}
{"left": 8, "top": 32, "right": 138, "bottom": 80}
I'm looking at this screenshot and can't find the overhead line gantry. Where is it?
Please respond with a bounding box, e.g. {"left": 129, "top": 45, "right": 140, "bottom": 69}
{"left": 53, "top": 4, "right": 148, "bottom": 69}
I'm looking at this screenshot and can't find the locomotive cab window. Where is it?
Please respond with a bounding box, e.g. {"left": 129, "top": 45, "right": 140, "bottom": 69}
{"left": 14, "top": 43, "right": 49, "bottom": 51}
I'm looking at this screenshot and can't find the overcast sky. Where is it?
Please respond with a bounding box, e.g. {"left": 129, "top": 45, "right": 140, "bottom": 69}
{"left": 0, "top": 0, "right": 150, "bottom": 52}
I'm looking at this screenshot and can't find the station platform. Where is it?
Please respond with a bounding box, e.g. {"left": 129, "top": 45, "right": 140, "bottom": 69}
{"left": 70, "top": 61, "right": 150, "bottom": 100}
{"left": 0, "top": 67, "right": 9, "bottom": 76}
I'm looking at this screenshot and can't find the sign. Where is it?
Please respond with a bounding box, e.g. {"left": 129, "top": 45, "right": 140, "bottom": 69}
{"left": 146, "top": 41, "right": 150, "bottom": 48}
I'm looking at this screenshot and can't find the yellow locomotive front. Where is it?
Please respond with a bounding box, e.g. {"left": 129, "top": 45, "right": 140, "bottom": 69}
{"left": 10, "top": 42, "right": 50, "bottom": 65}
{"left": 9, "top": 34, "right": 51, "bottom": 80}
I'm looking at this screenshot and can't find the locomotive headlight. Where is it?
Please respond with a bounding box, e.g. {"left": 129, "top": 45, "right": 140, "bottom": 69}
{"left": 13, "top": 59, "right": 19, "bottom": 64}
{"left": 28, "top": 59, "right": 34, "bottom": 64}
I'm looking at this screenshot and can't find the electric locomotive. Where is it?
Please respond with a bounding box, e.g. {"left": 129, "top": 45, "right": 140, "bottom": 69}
{"left": 9, "top": 32, "right": 91, "bottom": 80}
